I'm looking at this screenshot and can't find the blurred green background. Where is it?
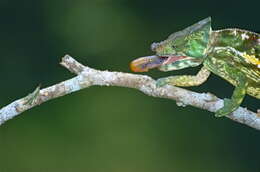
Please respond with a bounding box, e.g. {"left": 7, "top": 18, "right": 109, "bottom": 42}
{"left": 0, "top": 0, "right": 260, "bottom": 171}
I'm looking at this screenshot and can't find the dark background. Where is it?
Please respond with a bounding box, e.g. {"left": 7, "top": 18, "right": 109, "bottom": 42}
{"left": 0, "top": 0, "right": 260, "bottom": 171}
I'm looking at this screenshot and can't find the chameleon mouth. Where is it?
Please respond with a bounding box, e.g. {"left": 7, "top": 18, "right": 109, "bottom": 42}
{"left": 130, "top": 55, "right": 187, "bottom": 72}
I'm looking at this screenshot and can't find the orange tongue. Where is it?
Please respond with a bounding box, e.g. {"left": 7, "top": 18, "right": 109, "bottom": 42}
{"left": 130, "top": 55, "right": 187, "bottom": 72}
{"left": 130, "top": 55, "right": 167, "bottom": 72}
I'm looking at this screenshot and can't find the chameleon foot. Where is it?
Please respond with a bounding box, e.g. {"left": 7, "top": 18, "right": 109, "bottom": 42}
{"left": 215, "top": 98, "right": 237, "bottom": 117}
{"left": 156, "top": 77, "right": 170, "bottom": 87}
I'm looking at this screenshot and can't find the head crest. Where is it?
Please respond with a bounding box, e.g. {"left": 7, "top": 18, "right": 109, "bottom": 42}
{"left": 167, "top": 17, "right": 211, "bottom": 40}
{"left": 151, "top": 17, "right": 211, "bottom": 52}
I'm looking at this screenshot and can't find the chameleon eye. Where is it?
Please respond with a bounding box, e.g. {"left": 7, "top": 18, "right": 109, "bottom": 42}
{"left": 151, "top": 42, "right": 159, "bottom": 51}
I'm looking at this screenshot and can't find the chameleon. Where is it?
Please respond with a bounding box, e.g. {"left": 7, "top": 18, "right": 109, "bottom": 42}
{"left": 129, "top": 17, "right": 260, "bottom": 117}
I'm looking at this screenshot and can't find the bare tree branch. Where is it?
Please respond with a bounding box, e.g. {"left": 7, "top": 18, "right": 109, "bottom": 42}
{"left": 0, "top": 55, "right": 259, "bottom": 130}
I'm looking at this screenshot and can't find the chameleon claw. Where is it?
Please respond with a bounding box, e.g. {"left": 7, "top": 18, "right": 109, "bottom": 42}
{"left": 215, "top": 109, "right": 228, "bottom": 117}
{"left": 156, "top": 78, "right": 169, "bottom": 87}
{"left": 215, "top": 98, "right": 235, "bottom": 117}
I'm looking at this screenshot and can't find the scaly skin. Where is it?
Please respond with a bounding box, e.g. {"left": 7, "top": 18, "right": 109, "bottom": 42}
{"left": 205, "top": 29, "right": 260, "bottom": 116}
{"left": 130, "top": 17, "right": 260, "bottom": 117}
{"left": 206, "top": 29, "right": 260, "bottom": 98}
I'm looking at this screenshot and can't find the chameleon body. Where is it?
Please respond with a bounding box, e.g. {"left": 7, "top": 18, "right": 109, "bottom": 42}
{"left": 130, "top": 17, "right": 260, "bottom": 117}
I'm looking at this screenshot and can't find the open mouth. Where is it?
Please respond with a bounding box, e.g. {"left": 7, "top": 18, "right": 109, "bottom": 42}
{"left": 130, "top": 55, "right": 187, "bottom": 72}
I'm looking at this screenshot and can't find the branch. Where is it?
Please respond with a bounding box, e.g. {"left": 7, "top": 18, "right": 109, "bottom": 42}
{"left": 0, "top": 55, "right": 259, "bottom": 130}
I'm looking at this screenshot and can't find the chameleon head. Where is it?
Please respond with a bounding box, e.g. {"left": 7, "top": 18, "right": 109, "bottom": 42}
{"left": 130, "top": 17, "right": 212, "bottom": 72}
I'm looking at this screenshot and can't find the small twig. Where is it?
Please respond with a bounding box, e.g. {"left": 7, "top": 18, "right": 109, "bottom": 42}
{"left": 0, "top": 55, "right": 259, "bottom": 130}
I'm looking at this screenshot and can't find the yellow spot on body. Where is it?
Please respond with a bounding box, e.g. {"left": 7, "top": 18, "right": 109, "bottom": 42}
{"left": 243, "top": 53, "right": 260, "bottom": 65}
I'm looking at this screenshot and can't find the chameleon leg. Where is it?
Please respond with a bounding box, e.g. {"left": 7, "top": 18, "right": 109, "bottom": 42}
{"left": 156, "top": 66, "right": 210, "bottom": 87}
{"left": 215, "top": 73, "right": 248, "bottom": 117}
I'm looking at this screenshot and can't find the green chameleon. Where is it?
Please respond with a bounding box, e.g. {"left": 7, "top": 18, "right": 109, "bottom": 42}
{"left": 130, "top": 17, "right": 260, "bottom": 117}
